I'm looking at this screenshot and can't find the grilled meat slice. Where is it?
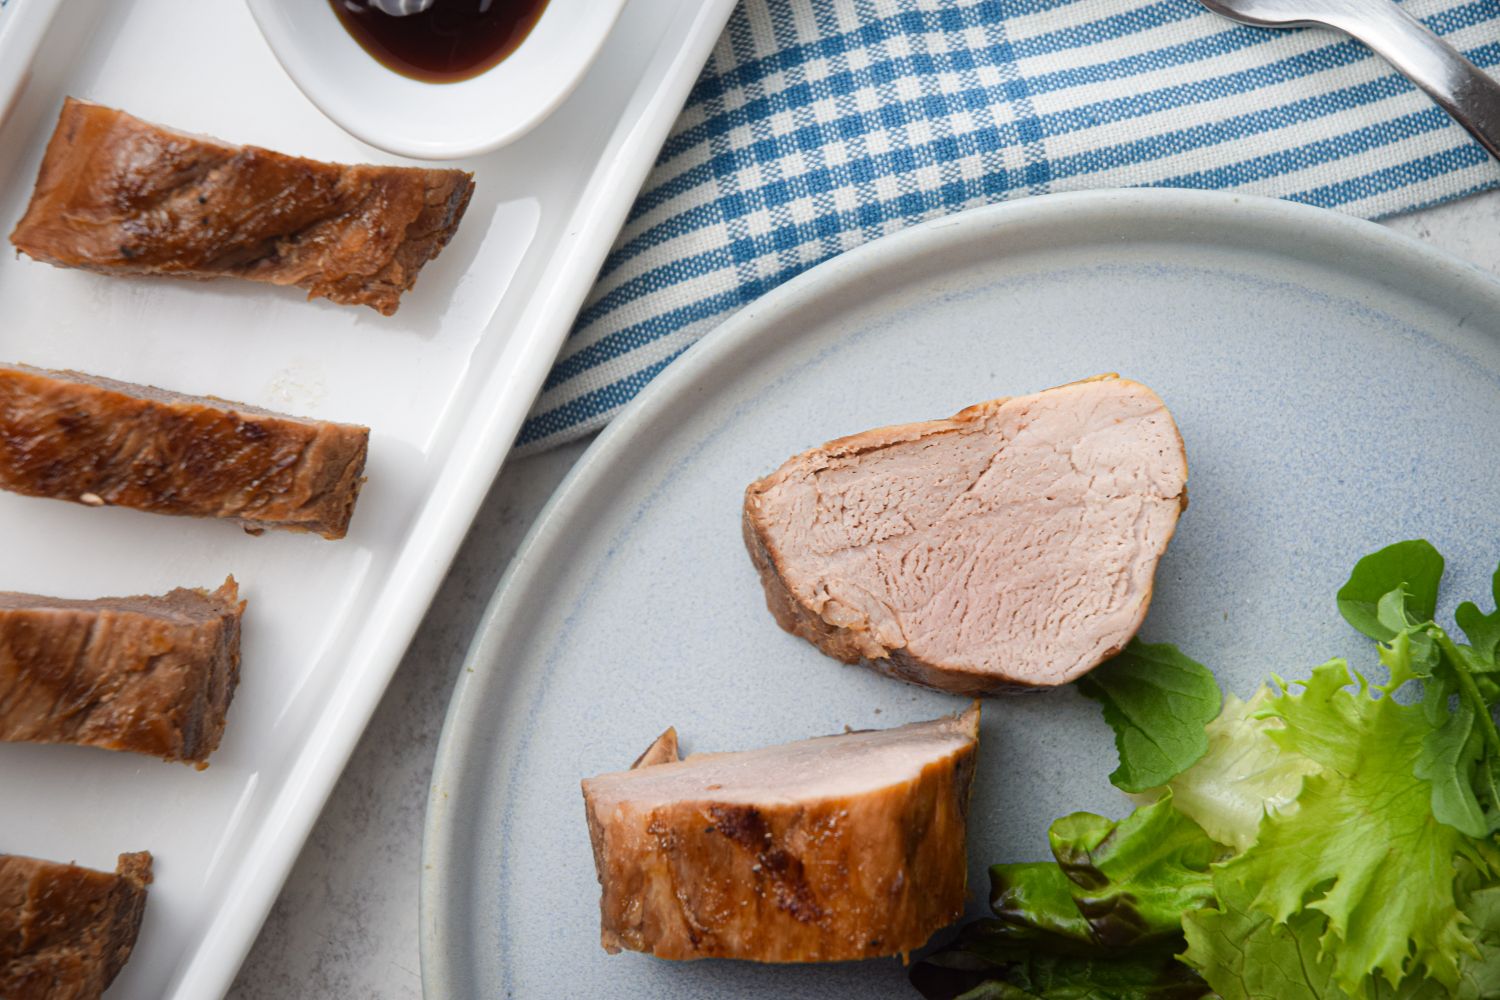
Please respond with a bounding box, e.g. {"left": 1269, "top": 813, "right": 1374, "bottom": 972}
{"left": 0, "top": 851, "right": 152, "bottom": 1000}
{"left": 0, "top": 364, "right": 369, "bottom": 538}
{"left": 582, "top": 706, "right": 980, "bottom": 962}
{"left": 10, "top": 98, "right": 474, "bottom": 315}
{"left": 0, "top": 578, "right": 244, "bottom": 765}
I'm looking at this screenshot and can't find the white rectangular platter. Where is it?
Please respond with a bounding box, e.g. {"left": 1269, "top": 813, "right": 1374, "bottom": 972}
{"left": 0, "top": 1, "right": 735, "bottom": 997}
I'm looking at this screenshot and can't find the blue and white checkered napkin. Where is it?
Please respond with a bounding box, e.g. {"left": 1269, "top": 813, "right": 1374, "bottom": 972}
{"left": 520, "top": 0, "right": 1500, "bottom": 450}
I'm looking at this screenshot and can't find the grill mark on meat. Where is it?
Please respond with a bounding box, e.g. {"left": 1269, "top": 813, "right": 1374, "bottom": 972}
{"left": 707, "top": 804, "right": 827, "bottom": 926}
{"left": 9, "top": 99, "right": 475, "bottom": 315}
{"left": 0, "top": 364, "right": 368, "bottom": 538}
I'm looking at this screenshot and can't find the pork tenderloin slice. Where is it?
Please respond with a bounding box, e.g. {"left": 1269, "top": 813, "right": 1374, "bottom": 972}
{"left": 743, "top": 375, "right": 1188, "bottom": 694}
{"left": 9, "top": 98, "right": 474, "bottom": 315}
{"left": 0, "top": 578, "right": 244, "bottom": 765}
{"left": 0, "top": 851, "right": 152, "bottom": 1000}
{"left": 0, "top": 363, "right": 369, "bottom": 538}
{"left": 582, "top": 706, "right": 979, "bottom": 962}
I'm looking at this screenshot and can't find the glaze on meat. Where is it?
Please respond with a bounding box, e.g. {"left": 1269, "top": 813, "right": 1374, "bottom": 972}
{"left": 0, "top": 364, "right": 369, "bottom": 538}
{"left": 582, "top": 707, "right": 979, "bottom": 962}
{"left": 10, "top": 98, "right": 474, "bottom": 315}
{"left": 0, "top": 579, "right": 244, "bottom": 765}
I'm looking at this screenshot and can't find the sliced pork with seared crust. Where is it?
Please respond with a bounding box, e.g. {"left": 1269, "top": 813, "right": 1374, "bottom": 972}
{"left": 0, "top": 363, "right": 368, "bottom": 538}
{"left": 0, "top": 578, "right": 244, "bottom": 765}
{"left": 0, "top": 851, "right": 152, "bottom": 1000}
{"left": 582, "top": 706, "right": 980, "bottom": 962}
{"left": 743, "top": 375, "right": 1188, "bottom": 694}
{"left": 9, "top": 98, "right": 473, "bottom": 315}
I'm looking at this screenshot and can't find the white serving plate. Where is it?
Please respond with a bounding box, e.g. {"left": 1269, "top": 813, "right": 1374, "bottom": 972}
{"left": 421, "top": 190, "right": 1500, "bottom": 998}
{"left": 0, "top": 0, "right": 735, "bottom": 997}
{"left": 247, "top": 0, "right": 629, "bottom": 158}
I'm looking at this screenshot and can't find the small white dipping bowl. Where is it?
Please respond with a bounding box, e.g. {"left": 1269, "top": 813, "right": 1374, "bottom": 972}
{"left": 246, "top": 0, "right": 628, "bottom": 159}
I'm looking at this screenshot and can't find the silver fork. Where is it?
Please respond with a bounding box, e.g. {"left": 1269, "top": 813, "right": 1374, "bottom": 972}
{"left": 1196, "top": 0, "right": 1500, "bottom": 161}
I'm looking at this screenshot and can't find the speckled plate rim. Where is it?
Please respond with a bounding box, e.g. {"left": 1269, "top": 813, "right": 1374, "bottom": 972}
{"left": 419, "top": 188, "right": 1500, "bottom": 998}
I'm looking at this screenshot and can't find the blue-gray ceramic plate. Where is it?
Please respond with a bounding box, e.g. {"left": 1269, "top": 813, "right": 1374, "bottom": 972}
{"left": 421, "top": 190, "right": 1500, "bottom": 999}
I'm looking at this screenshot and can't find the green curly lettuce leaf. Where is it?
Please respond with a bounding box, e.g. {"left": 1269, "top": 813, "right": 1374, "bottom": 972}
{"left": 1338, "top": 544, "right": 1500, "bottom": 837}
{"left": 1137, "top": 687, "right": 1319, "bottom": 851}
{"left": 1181, "top": 865, "right": 1352, "bottom": 1000}
{"left": 1454, "top": 880, "right": 1500, "bottom": 1000}
{"left": 1076, "top": 641, "right": 1222, "bottom": 793}
{"left": 1185, "top": 858, "right": 1500, "bottom": 1000}
{"left": 1216, "top": 659, "right": 1481, "bottom": 992}
{"left": 935, "top": 542, "right": 1500, "bottom": 1000}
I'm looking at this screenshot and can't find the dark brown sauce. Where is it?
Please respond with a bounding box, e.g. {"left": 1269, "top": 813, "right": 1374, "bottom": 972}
{"left": 330, "top": 0, "right": 551, "bottom": 84}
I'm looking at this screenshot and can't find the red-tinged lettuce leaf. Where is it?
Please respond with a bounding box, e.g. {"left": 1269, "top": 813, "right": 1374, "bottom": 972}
{"left": 912, "top": 800, "right": 1223, "bottom": 998}
{"left": 987, "top": 863, "right": 1099, "bottom": 950}
{"left": 1045, "top": 796, "right": 1224, "bottom": 948}
{"left": 982, "top": 797, "right": 1222, "bottom": 954}
{"left": 909, "top": 919, "right": 1210, "bottom": 1000}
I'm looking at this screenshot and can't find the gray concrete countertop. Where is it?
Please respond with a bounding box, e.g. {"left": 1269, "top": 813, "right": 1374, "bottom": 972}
{"left": 226, "top": 189, "right": 1500, "bottom": 1000}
